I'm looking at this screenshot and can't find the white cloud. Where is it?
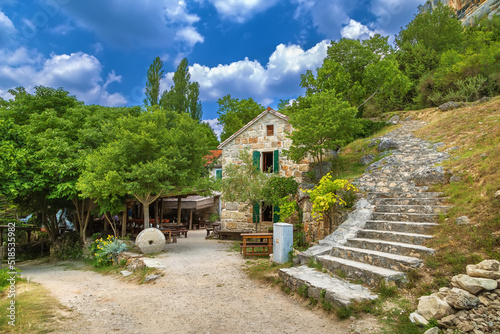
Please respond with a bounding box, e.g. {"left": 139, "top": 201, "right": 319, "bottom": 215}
{"left": 208, "top": 0, "right": 279, "bottom": 23}
{"left": 341, "top": 19, "right": 376, "bottom": 40}
{"left": 163, "top": 40, "right": 329, "bottom": 105}
{"left": 56, "top": 0, "right": 204, "bottom": 50}
{"left": 175, "top": 26, "right": 204, "bottom": 47}
{"left": 0, "top": 10, "right": 16, "bottom": 45}
{"left": 292, "top": 0, "right": 426, "bottom": 39}
{"left": 203, "top": 118, "right": 223, "bottom": 139}
{"left": 0, "top": 49, "right": 127, "bottom": 106}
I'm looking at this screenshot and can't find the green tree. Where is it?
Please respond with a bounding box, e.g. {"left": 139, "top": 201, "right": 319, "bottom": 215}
{"left": 0, "top": 87, "right": 140, "bottom": 242}
{"left": 284, "top": 90, "right": 360, "bottom": 178}
{"left": 395, "top": 3, "right": 464, "bottom": 55}
{"left": 216, "top": 95, "right": 264, "bottom": 142}
{"left": 301, "top": 35, "right": 411, "bottom": 115}
{"left": 160, "top": 58, "right": 202, "bottom": 122}
{"left": 144, "top": 57, "right": 165, "bottom": 107}
{"left": 219, "top": 149, "right": 269, "bottom": 231}
{"left": 78, "top": 108, "right": 209, "bottom": 229}
{"left": 199, "top": 122, "right": 220, "bottom": 151}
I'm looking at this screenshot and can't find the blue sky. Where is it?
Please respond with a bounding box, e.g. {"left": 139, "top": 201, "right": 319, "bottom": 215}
{"left": 0, "top": 0, "right": 427, "bottom": 135}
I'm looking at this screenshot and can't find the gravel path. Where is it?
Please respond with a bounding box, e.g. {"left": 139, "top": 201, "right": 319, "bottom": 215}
{"left": 20, "top": 230, "right": 378, "bottom": 334}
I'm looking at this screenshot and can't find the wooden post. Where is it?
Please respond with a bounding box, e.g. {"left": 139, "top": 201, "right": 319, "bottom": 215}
{"left": 160, "top": 198, "right": 164, "bottom": 223}
{"left": 177, "top": 197, "right": 182, "bottom": 224}
{"left": 189, "top": 209, "right": 193, "bottom": 230}
{"left": 155, "top": 198, "right": 159, "bottom": 226}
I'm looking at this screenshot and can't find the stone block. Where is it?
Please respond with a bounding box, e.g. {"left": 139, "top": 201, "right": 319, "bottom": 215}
{"left": 248, "top": 137, "right": 258, "bottom": 144}
{"left": 451, "top": 274, "right": 498, "bottom": 294}
{"left": 417, "top": 294, "right": 454, "bottom": 320}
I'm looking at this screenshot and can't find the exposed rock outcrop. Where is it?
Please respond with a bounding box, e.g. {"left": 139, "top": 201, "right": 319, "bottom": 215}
{"left": 419, "top": 0, "right": 500, "bottom": 25}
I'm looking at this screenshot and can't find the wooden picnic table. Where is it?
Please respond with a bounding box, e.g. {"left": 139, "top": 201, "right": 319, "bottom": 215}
{"left": 240, "top": 233, "right": 273, "bottom": 257}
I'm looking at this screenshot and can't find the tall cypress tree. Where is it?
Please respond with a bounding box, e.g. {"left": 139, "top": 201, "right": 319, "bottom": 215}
{"left": 144, "top": 57, "right": 165, "bottom": 107}
{"left": 160, "top": 58, "right": 202, "bottom": 122}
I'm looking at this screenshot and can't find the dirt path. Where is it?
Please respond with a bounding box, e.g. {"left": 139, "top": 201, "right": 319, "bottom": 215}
{"left": 20, "top": 230, "right": 378, "bottom": 334}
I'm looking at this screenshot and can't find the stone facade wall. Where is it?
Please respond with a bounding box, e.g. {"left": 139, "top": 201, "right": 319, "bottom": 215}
{"left": 220, "top": 112, "right": 314, "bottom": 232}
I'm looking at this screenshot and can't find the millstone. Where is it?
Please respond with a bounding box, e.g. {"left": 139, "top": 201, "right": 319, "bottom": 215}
{"left": 135, "top": 228, "right": 166, "bottom": 254}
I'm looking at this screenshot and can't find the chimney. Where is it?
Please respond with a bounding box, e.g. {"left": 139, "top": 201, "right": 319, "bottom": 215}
{"left": 267, "top": 107, "right": 271, "bottom": 111}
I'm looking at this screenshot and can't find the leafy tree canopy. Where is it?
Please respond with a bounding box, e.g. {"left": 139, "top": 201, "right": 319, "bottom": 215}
{"left": 144, "top": 56, "right": 165, "bottom": 107}
{"left": 160, "top": 58, "right": 202, "bottom": 122}
{"left": 77, "top": 107, "right": 210, "bottom": 227}
{"left": 217, "top": 94, "right": 264, "bottom": 142}
{"left": 285, "top": 90, "right": 360, "bottom": 177}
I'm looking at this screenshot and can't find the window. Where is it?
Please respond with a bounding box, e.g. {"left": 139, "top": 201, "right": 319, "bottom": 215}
{"left": 253, "top": 150, "right": 280, "bottom": 174}
{"left": 262, "top": 205, "right": 273, "bottom": 222}
{"left": 266, "top": 124, "right": 274, "bottom": 136}
{"left": 253, "top": 202, "right": 280, "bottom": 223}
{"left": 262, "top": 152, "right": 274, "bottom": 173}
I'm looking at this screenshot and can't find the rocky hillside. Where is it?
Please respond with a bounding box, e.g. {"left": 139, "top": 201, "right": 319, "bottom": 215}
{"left": 419, "top": 0, "right": 500, "bottom": 24}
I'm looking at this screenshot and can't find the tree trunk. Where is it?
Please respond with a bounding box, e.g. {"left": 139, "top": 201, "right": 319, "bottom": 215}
{"left": 189, "top": 209, "right": 193, "bottom": 230}
{"left": 135, "top": 192, "right": 163, "bottom": 229}
{"left": 143, "top": 204, "right": 150, "bottom": 229}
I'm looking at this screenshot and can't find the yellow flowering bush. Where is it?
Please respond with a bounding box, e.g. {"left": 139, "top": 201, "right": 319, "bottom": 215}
{"left": 306, "top": 172, "right": 357, "bottom": 220}
{"left": 89, "top": 235, "right": 128, "bottom": 267}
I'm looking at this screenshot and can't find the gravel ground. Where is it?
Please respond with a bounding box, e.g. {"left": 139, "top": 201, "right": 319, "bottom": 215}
{"left": 20, "top": 230, "right": 379, "bottom": 334}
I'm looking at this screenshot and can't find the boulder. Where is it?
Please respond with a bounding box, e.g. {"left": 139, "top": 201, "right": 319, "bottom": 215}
{"left": 377, "top": 138, "right": 398, "bottom": 152}
{"left": 143, "top": 274, "right": 161, "bottom": 283}
{"left": 360, "top": 154, "right": 375, "bottom": 165}
{"left": 451, "top": 274, "right": 498, "bottom": 294}
{"left": 438, "top": 101, "right": 464, "bottom": 111}
{"left": 455, "top": 216, "right": 470, "bottom": 225}
{"left": 409, "top": 311, "right": 428, "bottom": 325}
{"left": 444, "top": 288, "right": 480, "bottom": 309}
{"left": 417, "top": 294, "right": 454, "bottom": 320}
{"left": 423, "top": 327, "right": 440, "bottom": 334}
{"left": 386, "top": 115, "right": 400, "bottom": 125}
{"left": 466, "top": 260, "right": 500, "bottom": 279}
{"left": 411, "top": 166, "right": 447, "bottom": 186}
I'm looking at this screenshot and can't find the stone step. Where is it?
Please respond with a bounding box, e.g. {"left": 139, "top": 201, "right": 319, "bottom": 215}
{"left": 345, "top": 238, "right": 435, "bottom": 258}
{"left": 373, "top": 197, "right": 448, "bottom": 206}
{"left": 357, "top": 229, "right": 433, "bottom": 245}
{"left": 365, "top": 220, "right": 438, "bottom": 234}
{"left": 329, "top": 245, "right": 423, "bottom": 272}
{"left": 374, "top": 204, "right": 450, "bottom": 214}
{"left": 316, "top": 255, "right": 406, "bottom": 287}
{"left": 371, "top": 212, "right": 440, "bottom": 223}
{"left": 366, "top": 192, "right": 445, "bottom": 199}
{"left": 359, "top": 186, "right": 429, "bottom": 193}
{"left": 278, "top": 266, "right": 378, "bottom": 308}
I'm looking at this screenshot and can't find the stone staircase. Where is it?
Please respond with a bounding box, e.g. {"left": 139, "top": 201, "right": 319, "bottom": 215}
{"left": 279, "top": 120, "right": 450, "bottom": 306}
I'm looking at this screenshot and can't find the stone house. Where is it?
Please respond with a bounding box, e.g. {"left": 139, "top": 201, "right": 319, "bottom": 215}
{"left": 218, "top": 107, "right": 314, "bottom": 232}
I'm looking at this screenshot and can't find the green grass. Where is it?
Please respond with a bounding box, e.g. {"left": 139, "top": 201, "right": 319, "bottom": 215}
{"left": 0, "top": 282, "right": 70, "bottom": 333}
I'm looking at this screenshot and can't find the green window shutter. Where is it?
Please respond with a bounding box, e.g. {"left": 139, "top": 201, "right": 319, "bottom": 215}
{"left": 252, "top": 151, "right": 261, "bottom": 171}
{"left": 273, "top": 150, "right": 279, "bottom": 173}
{"left": 252, "top": 202, "right": 260, "bottom": 223}
{"left": 215, "top": 170, "right": 222, "bottom": 179}
{"left": 273, "top": 205, "right": 280, "bottom": 223}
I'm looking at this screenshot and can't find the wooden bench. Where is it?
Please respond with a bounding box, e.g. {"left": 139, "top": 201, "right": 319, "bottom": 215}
{"left": 239, "top": 242, "right": 273, "bottom": 256}
{"left": 218, "top": 230, "right": 243, "bottom": 240}
{"left": 240, "top": 233, "right": 273, "bottom": 257}
{"left": 179, "top": 228, "right": 188, "bottom": 238}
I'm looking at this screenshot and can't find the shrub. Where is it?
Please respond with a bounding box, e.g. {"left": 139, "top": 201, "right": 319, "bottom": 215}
{"left": 89, "top": 235, "right": 128, "bottom": 267}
